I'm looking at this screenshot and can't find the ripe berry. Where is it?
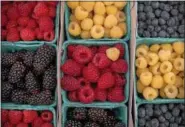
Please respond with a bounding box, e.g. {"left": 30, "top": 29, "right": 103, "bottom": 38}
{"left": 1, "top": 109, "right": 9, "bottom": 124}
{"left": 108, "top": 87, "right": 125, "bottom": 102}
{"left": 32, "top": 117, "right": 44, "bottom": 127}
{"left": 94, "top": 88, "right": 107, "bottom": 101}
{"left": 16, "top": 123, "right": 29, "bottom": 127}
{"left": 23, "top": 110, "right": 38, "bottom": 123}
{"left": 68, "top": 91, "right": 79, "bottom": 102}
{"left": 61, "top": 76, "right": 80, "bottom": 91}
{"left": 111, "top": 59, "right": 128, "bottom": 73}
{"left": 8, "top": 110, "right": 23, "bottom": 124}
{"left": 34, "top": 2, "right": 49, "bottom": 17}
{"left": 7, "top": 28, "right": 20, "bottom": 42}
{"left": 93, "top": 53, "right": 111, "bottom": 69}
{"left": 98, "top": 72, "right": 115, "bottom": 89}
{"left": 78, "top": 86, "right": 95, "bottom": 104}
{"left": 41, "top": 111, "right": 53, "bottom": 122}
{"left": 44, "top": 31, "right": 55, "bottom": 41}
{"left": 20, "top": 28, "right": 35, "bottom": 41}
{"left": 39, "top": 16, "right": 54, "bottom": 32}
{"left": 41, "top": 123, "right": 53, "bottom": 127}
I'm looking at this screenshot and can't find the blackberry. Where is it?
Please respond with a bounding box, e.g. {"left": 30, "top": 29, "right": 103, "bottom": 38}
{"left": 8, "top": 61, "right": 26, "bottom": 83}
{"left": 43, "top": 66, "right": 56, "bottom": 90}
{"left": 15, "top": 80, "right": 25, "bottom": 89}
{"left": 23, "top": 51, "right": 34, "bottom": 67}
{"left": 11, "top": 89, "right": 27, "bottom": 104}
{"left": 1, "top": 53, "right": 17, "bottom": 67}
{"left": 14, "top": 50, "right": 26, "bottom": 60}
{"left": 2, "top": 82, "right": 13, "bottom": 101}
{"left": 115, "top": 122, "right": 126, "bottom": 127}
{"left": 88, "top": 108, "right": 107, "bottom": 123}
{"left": 27, "top": 90, "right": 53, "bottom": 105}
{"left": 25, "top": 71, "right": 39, "bottom": 94}
{"left": 103, "top": 120, "right": 116, "bottom": 127}
{"left": 73, "top": 108, "right": 87, "bottom": 120}
{"left": 84, "top": 122, "right": 100, "bottom": 127}
{"left": 65, "top": 120, "right": 82, "bottom": 127}
{"left": 33, "top": 45, "right": 56, "bottom": 75}
{"left": 67, "top": 109, "right": 74, "bottom": 120}
{"left": 1, "top": 67, "right": 10, "bottom": 81}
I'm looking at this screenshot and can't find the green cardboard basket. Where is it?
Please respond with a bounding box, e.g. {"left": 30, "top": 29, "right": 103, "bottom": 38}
{"left": 61, "top": 40, "right": 130, "bottom": 106}
{"left": 1, "top": 105, "right": 57, "bottom": 127}
{"left": 1, "top": 3, "right": 60, "bottom": 44}
{"left": 62, "top": 103, "right": 128, "bottom": 127}
{"left": 65, "top": 2, "right": 131, "bottom": 42}
{"left": 1, "top": 43, "right": 57, "bottom": 107}
{"left": 134, "top": 38, "right": 184, "bottom": 103}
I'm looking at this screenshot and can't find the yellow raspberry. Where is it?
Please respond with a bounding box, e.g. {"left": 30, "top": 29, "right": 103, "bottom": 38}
{"left": 118, "top": 22, "right": 127, "bottom": 36}
{"left": 104, "top": 28, "right": 111, "bottom": 38}
{"left": 163, "top": 72, "right": 176, "bottom": 85}
{"left": 172, "top": 41, "right": 184, "bottom": 55}
{"left": 110, "top": 26, "right": 123, "bottom": 39}
{"left": 174, "top": 76, "right": 183, "bottom": 88}
{"left": 138, "top": 44, "right": 149, "bottom": 51}
{"left": 69, "top": 14, "right": 81, "bottom": 24}
{"left": 160, "top": 61, "right": 173, "bottom": 74}
{"left": 170, "top": 52, "right": 179, "bottom": 62}
{"left": 93, "top": 14, "right": 105, "bottom": 25}
{"left": 178, "top": 72, "right": 184, "bottom": 78}
{"left": 114, "top": 2, "right": 127, "bottom": 10}
{"left": 150, "top": 44, "right": 160, "bottom": 53}
{"left": 173, "top": 57, "right": 184, "bottom": 71}
{"left": 75, "top": 6, "right": 89, "bottom": 20}
{"left": 160, "top": 44, "right": 173, "bottom": 52}
{"left": 137, "top": 80, "right": 146, "bottom": 94}
{"left": 136, "top": 68, "right": 149, "bottom": 77}
{"left": 171, "top": 68, "right": 180, "bottom": 75}
{"left": 182, "top": 78, "right": 184, "bottom": 87}
{"left": 67, "top": 2, "right": 79, "bottom": 9}
{"left": 177, "top": 87, "right": 184, "bottom": 99}
{"left": 136, "top": 47, "right": 148, "bottom": 58}
{"left": 90, "top": 25, "right": 104, "bottom": 39}
{"left": 146, "top": 52, "right": 159, "bottom": 66}
{"left": 88, "top": 12, "right": 93, "bottom": 18}
{"left": 106, "top": 47, "right": 120, "bottom": 61}
{"left": 68, "top": 21, "right": 81, "bottom": 37}
{"left": 140, "top": 72, "right": 153, "bottom": 86}
{"left": 80, "top": 2, "right": 95, "bottom": 12}
{"left": 164, "top": 84, "right": 178, "bottom": 99}
{"left": 143, "top": 87, "right": 158, "bottom": 100}
{"left": 106, "top": 5, "right": 118, "bottom": 15}
{"left": 116, "top": 11, "right": 126, "bottom": 22}
{"left": 103, "top": 2, "right": 114, "bottom": 5}
{"left": 94, "top": 2, "right": 106, "bottom": 15}
{"left": 150, "top": 62, "right": 161, "bottom": 75}
{"left": 160, "top": 87, "right": 166, "bottom": 98}
{"left": 81, "top": 18, "right": 93, "bottom": 31}
{"left": 80, "top": 30, "right": 91, "bottom": 39}
{"left": 151, "top": 75, "right": 164, "bottom": 89}
{"left": 158, "top": 49, "right": 171, "bottom": 62}
{"left": 136, "top": 57, "right": 148, "bottom": 69}
{"left": 104, "top": 15, "right": 118, "bottom": 28}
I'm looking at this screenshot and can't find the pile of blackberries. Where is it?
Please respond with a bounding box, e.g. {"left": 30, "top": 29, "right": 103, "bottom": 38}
{"left": 138, "top": 1, "right": 184, "bottom": 38}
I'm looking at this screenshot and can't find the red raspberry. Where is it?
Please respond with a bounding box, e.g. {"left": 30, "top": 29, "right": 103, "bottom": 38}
{"left": 16, "top": 123, "right": 28, "bottom": 127}
{"left": 114, "top": 74, "right": 126, "bottom": 87}
{"left": 111, "top": 59, "right": 128, "bottom": 73}
{"left": 98, "top": 45, "right": 110, "bottom": 54}
{"left": 20, "top": 28, "right": 36, "bottom": 41}
{"left": 2, "top": 4, "right": 12, "bottom": 13}
{"left": 23, "top": 110, "right": 38, "bottom": 123}
{"left": 46, "top": 1, "right": 58, "bottom": 7}
{"left": 7, "top": 28, "right": 20, "bottom": 42}
{"left": 61, "top": 59, "right": 82, "bottom": 77}
{"left": 32, "top": 117, "right": 44, "bottom": 127}
{"left": 41, "top": 123, "right": 53, "bottom": 127}
{"left": 78, "top": 86, "right": 95, "bottom": 104}
{"left": 41, "top": 111, "right": 53, "bottom": 122}
{"left": 38, "top": 16, "right": 54, "bottom": 32}
{"left": 90, "top": 46, "right": 98, "bottom": 57}
{"left": 34, "top": 2, "right": 49, "bottom": 17}
{"left": 115, "top": 43, "right": 125, "bottom": 58}
{"left": 72, "top": 45, "right": 93, "bottom": 64}
{"left": 92, "top": 53, "right": 111, "bottom": 69}
{"left": 1, "top": 1, "right": 11, "bottom": 5}
{"left": 6, "top": 20, "right": 18, "bottom": 29}
{"left": 67, "top": 45, "right": 76, "bottom": 58}
{"left": 27, "top": 19, "right": 37, "bottom": 29}
{"left": 1, "top": 109, "right": 8, "bottom": 124}
{"left": 100, "top": 68, "right": 112, "bottom": 75}
{"left": 17, "top": 26, "right": 24, "bottom": 32}
{"left": 3, "top": 122, "right": 14, "bottom": 127}
{"left": 61, "top": 76, "right": 80, "bottom": 91}
{"left": 78, "top": 77, "right": 90, "bottom": 87}
{"left": 27, "top": 2, "right": 37, "bottom": 10}
{"left": 1, "top": 14, "right": 8, "bottom": 27}
{"left": 48, "top": 6, "right": 56, "bottom": 18}
{"left": 98, "top": 72, "right": 115, "bottom": 89}
{"left": 18, "top": 3, "right": 32, "bottom": 17}
{"left": 8, "top": 110, "right": 23, "bottom": 124}
{"left": 35, "top": 28, "right": 44, "bottom": 40}
{"left": 44, "top": 31, "right": 55, "bottom": 41}
{"left": 83, "top": 63, "right": 100, "bottom": 83}
{"left": 94, "top": 88, "right": 107, "bottom": 101}
{"left": 108, "top": 87, "right": 125, "bottom": 102}
{"left": 68, "top": 91, "right": 79, "bottom": 102}
{"left": 1, "top": 29, "right": 7, "bottom": 41}
{"left": 17, "top": 17, "right": 30, "bottom": 27}
{"left": 7, "top": 6, "right": 20, "bottom": 20}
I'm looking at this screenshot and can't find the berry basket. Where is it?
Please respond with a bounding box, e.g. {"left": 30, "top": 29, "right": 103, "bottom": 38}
{"left": 61, "top": 40, "right": 129, "bottom": 106}
{"left": 1, "top": 105, "right": 57, "bottom": 127}
{"left": 134, "top": 38, "right": 184, "bottom": 103}
{"left": 62, "top": 103, "right": 128, "bottom": 127}
{"left": 1, "top": 42, "right": 57, "bottom": 107}
{"left": 1, "top": 3, "right": 60, "bottom": 44}
{"left": 65, "top": 2, "right": 131, "bottom": 41}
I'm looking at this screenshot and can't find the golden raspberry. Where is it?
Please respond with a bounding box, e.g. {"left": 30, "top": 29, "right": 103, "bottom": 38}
{"left": 106, "top": 47, "right": 120, "bottom": 61}
{"left": 94, "top": 2, "right": 106, "bottom": 15}
{"left": 160, "top": 61, "right": 173, "bottom": 74}
{"left": 140, "top": 72, "right": 153, "bottom": 86}
{"left": 177, "top": 87, "right": 184, "bottom": 99}
{"left": 104, "top": 28, "right": 111, "bottom": 38}
{"left": 173, "top": 57, "right": 184, "bottom": 71}
{"left": 151, "top": 75, "right": 164, "bottom": 89}
{"left": 116, "top": 11, "right": 126, "bottom": 22}
{"left": 67, "top": 2, "right": 79, "bottom": 9}
{"left": 138, "top": 44, "right": 149, "bottom": 51}
{"left": 104, "top": 15, "right": 118, "bottom": 29}
{"left": 174, "top": 76, "right": 183, "bottom": 88}
{"left": 182, "top": 78, "right": 184, "bottom": 87}
{"left": 143, "top": 87, "right": 158, "bottom": 100}
{"left": 68, "top": 21, "right": 81, "bottom": 36}
{"left": 164, "top": 84, "right": 178, "bottom": 99}
{"left": 158, "top": 49, "right": 171, "bottom": 62}
{"left": 90, "top": 25, "right": 104, "bottom": 39}
{"left": 70, "top": 14, "right": 81, "bottom": 24}
{"left": 81, "top": 18, "right": 93, "bottom": 31}
{"left": 171, "top": 68, "right": 180, "bottom": 75}
{"left": 106, "top": 5, "right": 118, "bottom": 15}
{"left": 118, "top": 22, "right": 127, "bottom": 36}
{"left": 170, "top": 52, "right": 179, "bottom": 62}
{"left": 114, "top": 2, "right": 127, "bottom": 10}
{"left": 150, "top": 62, "right": 161, "bottom": 75}
{"left": 172, "top": 41, "right": 184, "bottom": 55}
{"left": 178, "top": 71, "right": 184, "bottom": 78}
{"left": 150, "top": 44, "right": 160, "bottom": 53}
{"left": 136, "top": 68, "right": 149, "bottom": 77}
{"left": 88, "top": 12, "right": 93, "bottom": 18}
{"left": 137, "top": 80, "right": 146, "bottom": 94}
{"left": 136, "top": 57, "right": 147, "bottom": 69}
{"left": 80, "top": 2, "right": 95, "bottom": 12}
{"left": 110, "top": 26, "right": 123, "bottom": 39}
{"left": 163, "top": 72, "right": 176, "bottom": 85}
{"left": 103, "top": 2, "right": 114, "bottom": 5}
{"left": 146, "top": 52, "right": 159, "bottom": 66}
{"left": 160, "top": 87, "right": 166, "bottom": 98}
{"left": 136, "top": 47, "right": 148, "bottom": 58}
{"left": 80, "top": 30, "right": 91, "bottom": 39}
{"left": 93, "top": 14, "right": 105, "bottom": 25}
{"left": 75, "top": 6, "right": 89, "bottom": 20}
{"left": 161, "top": 44, "right": 173, "bottom": 52}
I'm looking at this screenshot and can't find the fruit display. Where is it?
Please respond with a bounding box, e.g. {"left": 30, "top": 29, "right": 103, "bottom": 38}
{"left": 138, "top": 103, "right": 185, "bottom": 127}
{"left": 137, "top": 1, "right": 184, "bottom": 38}
{"left": 1, "top": 44, "right": 56, "bottom": 105}
{"left": 65, "top": 107, "right": 126, "bottom": 127}
{"left": 136, "top": 41, "right": 184, "bottom": 100}
{"left": 61, "top": 43, "right": 128, "bottom": 104}
{"left": 1, "top": 109, "right": 54, "bottom": 127}
{"left": 67, "top": 2, "right": 127, "bottom": 39}
{"left": 1, "top": 1, "right": 58, "bottom": 41}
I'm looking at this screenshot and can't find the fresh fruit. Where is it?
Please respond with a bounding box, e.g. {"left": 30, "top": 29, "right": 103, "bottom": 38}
{"left": 8, "top": 110, "right": 23, "bottom": 124}
{"left": 23, "top": 110, "right": 38, "bottom": 123}
{"left": 61, "top": 76, "right": 80, "bottom": 91}
{"left": 111, "top": 59, "right": 128, "bottom": 73}
{"left": 106, "top": 47, "right": 120, "bottom": 61}
{"left": 108, "top": 87, "right": 125, "bottom": 102}
{"left": 41, "top": 111, "right": 53, "bottom": 122}
{"left": 98, "top": 72, "right": 115, "bottom": 89}
{"left": 93, "top": 53, "right": 111, "bottom": 69}
{"left": 143, "top": 87, "right": 158, "bottom": 100}
{"left": 78, "top": 86, "right": 95, "bottom": 104}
